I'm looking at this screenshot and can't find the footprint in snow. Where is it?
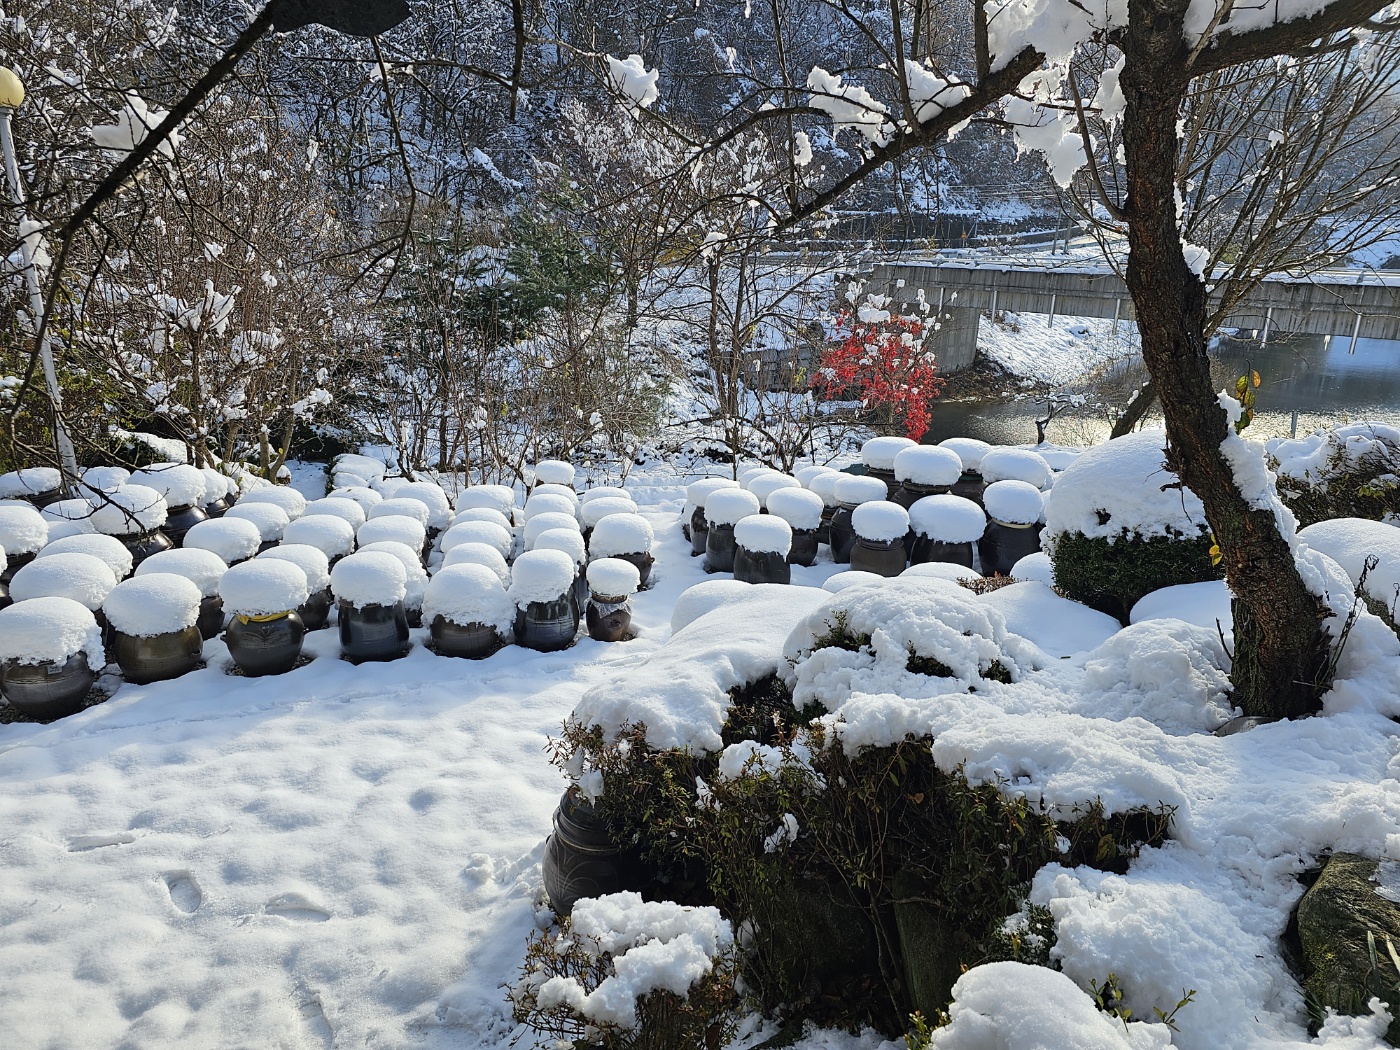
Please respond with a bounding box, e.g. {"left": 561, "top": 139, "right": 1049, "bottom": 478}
{"left": 67, "top": 831, "right": 137, "bottom": 852}
{"left": 163, "top": 870, "right": 203, "bottom": 915}
{"left": 264, "top": 892, "right": 331, "bottom": 922}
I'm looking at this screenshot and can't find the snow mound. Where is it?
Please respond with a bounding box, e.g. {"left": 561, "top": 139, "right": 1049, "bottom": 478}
{"left": 183, "top": 517, "right": 262, "bottom": 564}
{"left": 532, "top": 484, "right": 580, "bottom": 509}
{"left": 1010, "top": 551, "right": 1054, "bottom": 585}
{"left": 281, "top": 514, "right": 356, "bottom": 559}
{"left": 258, "top": 545, "right": 330, "bottom": 593}
{"left": 862, "top": 435, "right": 917, "bottom": 469}
{"left": 533, "top": 892, "right": 732, "bottom": 1030}
{"left": 851, "top": 500, "right": 909, "bottom": 541}
{"left": 670, "top": 579, "right": 755, "bottom": 634}
{"left": 452, "top": 507, "right": 513, "bottom": 531}
{"left": 91, "top": 485, "right": 167, "bottom": 536}
{"left": 369, "top": 498, "right": 431, "bottom": 526}
{"left": 807, "top": 471, "right": 842, "bottom": 506}
{"left": 1298, "top": 517, "right": 1400, "bottom": 618}
{"left": 329, "top": 486, "right": 382, "bottom": 510}
{"left": 440, "top": 542, "right": 511, "bottom": 584}
{"left": 748, "top": 474, "right": 802, "bottom": 508}
{"left": 130, "top": 464, "right": 206, "bottom": 508}
{"left": 443, "top": 520, "right": 514, "bottom": 559}
{"left": 704, "top": 489, "right": 760, "bottom": 527}
{"left": 734, "top": 514, "right": 792, "bottom": 555}
{"left": 238, "top": 490, "right": 306, "bottom": 523}
{"left": 82, "top": 466, "right": 130, "bottom": 492}
{"left": 939, "top": 437, "right": 991, "bottom": 471}
{"left": 37, "top": 533, "right": 133, "bottom": 580}
{"left": 979, "top": 447, "right": 1052, "bottom": 489}
{"left": 581, "top": 497, "right": 639, "bottom": 529}
{"left": 1130, "top": 580, "right": 1234, "bottom": 637}
{"left": 524, "top": 493, "right": 579, "bottom": 522}
{"left": 1083, "top": 619, "right": 1235, "bottom": 731}
{"left": 1044, "top": 431, "right": 1207, "bottom": 542}
{"left": 587, "top": 558, "right": 641, "bottom": 598}
{"left": 359, "top": 541, "right": 429, "bottom": 608}
{"left": 0, "top": 595, "right": 105, "bottom": 667}
{"left": 509, "top": 549, "right": 576, "bottom": 605}
{"left": 589, "top": 514, "right": 655, "bottom": 558}
{"left": 331, "top": 551, "right": 407, "bottom": 609}
{"left": 135, "top": 548, "right": 227, "bottom": 598}
{"left": 423, "top": 563, "right": 515, "bottom": 635}
{"left": 978, "top": 581, "right": 1121, "bottom": 659}
{"left": 394, "top": 482, "right": 454, "bottom": 529}
{"left": 534, "top": 528, "right": 586, "bottom": 566}
{"left": 357, "top": 515, "right": 426, "bottom": 552}
{"left": 894, "top": 445, "right": 963, "bottom": 486}
{"left": 219, "top": 559, "right": 309, "bottom": 618}
{"left": 576, "top": 585, "right": 829, "bottom": 753}
{"left": 902, "top": 562, "right": 979, "bottom": 583}
{"left": 823, "top": 570, "right": 886, "bottom": 593}
{"left": 525, "top": 512, "right": 581, "bottom": 550}
{"left": 11, "top": 552, "right": 117, "bottom": 610}
{"left": 0, "top": 504, "right": 49, "bottom": 554}
{"left": 834, "top": 475, "right": 888, "bottom": 507}
{"left": 909, "top": 494, "right": 986, "bottom": 542}
{"left": 0, "top": 466, "right": 62, "bottom": 498}
{"left": 765, "top": 487, "right": 824, "bottom": 530}
{"left": 302, "top": 497, "right": 367, "bottom": 529}
{"left": 534, "top": 460, "right": 576, "bottom": 486}
{"left": 104, "top": 573, "right": 202, "bottom": 636}
{"left": 455, "top": 485, "right": 518, "bottom": 518}
{"left": 983, "top": 480, "right": 1045, "bottom": 526}
{"left": 225, "top": 502, "right": 290, "bottom": 542}
{"left": 199, "top": 468, "right": 231, "bottom": 503}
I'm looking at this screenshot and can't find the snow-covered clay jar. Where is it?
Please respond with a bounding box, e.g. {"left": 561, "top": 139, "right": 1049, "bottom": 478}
{"left": 979, "top": 447, "right": 1052, "bottom": 490}
{"left": 258, "top": 544, "right": 333, "bottom": 630}
{"left": 524, "top": 512, "right": 581, "bottom": 552}
{"left": 331, "top": 551, "right": 410, "bottom": 663}
{"left": 0, "top": 467, "right": 64, "bottom": 508}
{"left": 81, "top": 465, "right": 129, "bottom": 494}
{"left": 908, "top": 494, "right": 986, "bottom": 570}
{"left": 0, "top": 596, "right": 104, "bottom": 719}
{"left": 423, "top": 563, "right": 513, "bottom": 659}
{"left": 979, "top": 480, "right": 1045, "bottom": 577}
{"left": 704, "top": 488, "right": 761, "bottom": 574}
{"left": 452, "top": 506, "right": 513, "bottom": 532}
{"left": 531, "top": 483, "right": 579, "bottom": 512}
{"left": 534, "top": 527, "right": 588, "bottom": 613}
{"left": 302, "top": 496, "right": 368, "bottom": 530}
{"left": 103, "top": 573, "right": 204, "bottom": 684}
{"left": 359, "top": 540, "right": 430, "bottom": 626}
{"left": 584, "top": 557, "right": 640, "bottom": 642}
{"left": 356, "top": 515, "right": 428, "bottom": 562}
{"left": 91, "top": 484, "right": 173, "bottom": 567}
{"left": 861, "top": 436, "right": 918, "bottom": 498}
{"left": 766, "top": 487, "right": 825, "bottom": 567}
{"left": 443, "top": 520, "right": 515, "bottom": 563}
{"left": 684, "top": 478, "right": 740, "bottom": 554}
{"left": 806, "top": 470, "right": 842, "bottom": 547}
{"left": 42, "top": 499, "right": 98, "bottom": 541}
{"left": 534, "top": 459, "right": 575, "bottom": 487}
{"left": 182, "top": 516, "right": 263, "bottom": 567}
{"left": 130, "top": 464, "right": 208, "bottom": 545}
{"left": 892, "top": 445, "right": 963, "bottom": 509}
{"left": 829, "top": 475, "right": 889, "bottom": 565}
{"left": 281, "top": 514, "right": 357, "bottom": 566}
{"left": 748, "top": 473, "right": 802, "bottom": 511}
{"left": 218, "top": 560, "right": 310, "bottom": 676}
{"left": 440, "top": 541, "right": 511, "bottom": 585}
{"left": 579, "top": 496, "right": 638, "bottom": 545}
{"left": 0, "top": 503, "right": 50, "bottom": 583}
{"left": 138, "top": 547, "right": 229, "bottom": 640}
{"left": 523, "top": 492, "right": 577, "bottom": 523}
{"left": 509, "top": 548, "right": 579, "bottom": 653}
{"left": 37, "top": 533, "right": 135, "bottom": 581}
{"left": 239, "top": 485, "right": 308, "bottom": 523}
{"left": 732, "top": 515, "right": 792, "bottom": 585}
{"left": 392, "top": 482, "right": 454, "bottom": 537}
{"left": 12, "top": 552, "right": 119, "bottom": 644}
{"left": 328, "top": 485, "right": 382, "bottom": 513}
{"left": 939, "top": 437, "right": 992, "bottom": 505}
{"left": 225, "top": 502, "right": 291, "bottom": 553}
{"left": 0, "top": 547, "right": 8, "bottom": 611}
{"left": 849, "top": 500, "right": 910, "bottom": 578}
{"left": 588, "top": 513, "right": 655, "bottom": 590}
{"left": 199, "top": 467, "right": 234, "bottom": 517}
{"left": 454, "top": 485, "right": 517, "bottom": 521}
{"left": 369, "top": 497, "right": 431, "bottom": 527}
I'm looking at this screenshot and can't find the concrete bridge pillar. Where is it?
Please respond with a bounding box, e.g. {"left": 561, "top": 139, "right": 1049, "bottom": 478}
{"left": 927, "top": 305, "right": 982, "bottom": 374}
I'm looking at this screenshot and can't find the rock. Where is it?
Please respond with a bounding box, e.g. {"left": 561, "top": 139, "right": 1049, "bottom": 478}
{"left": 893, "top": 868, "right": 964, "bottom": 1022}
{"left": 1295, "top": 852, "right": 1400, "bottom": 1044}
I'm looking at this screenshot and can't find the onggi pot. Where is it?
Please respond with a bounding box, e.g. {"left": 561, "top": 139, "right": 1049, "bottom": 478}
{"left": 892, "top": 480, "right": 949, "bottom": 510}
{"left": 430, "top": 617, "right": 502, "bottom": 659}
{"left": 197, "top": 595, "right": 225, "bottom": 640}
{"left": 586, "top": 594, "right": 633, "bottom": 642}
{"left": 733, "top": 547, "right": 791, "bottom": 584}
{"left": 908, "top": 536, "right": 976, "bottom": 569}
{"left": 0, "top": 579, "right": 10, "bottom": 611}
{"left": 788, "top": 529, "right": 819, "bottom": 567}
{"left": 112, "top": 626, "right": 203, "bottom": 684}
{"left": 978, "top": 521, "right": 1044, "bottom": 577}
{"left": 514, "top": 594, "right": 578, "bottom": 652}
{"left": 0, "top": 551, "right": 34, "bottom": 587}
{"left": 542, "top": 788, "right": 643, "bottom": 917}
{"left": 849, "top": 536, "right": 907, "bottom": 577}
{"left": 689, "top": 505, "right": 708, "bottom": 557}
{"left": 951, "top": 471, "right": 985, "bottom": 506}
{"left": 1, "top": 653, "right": 96, "bottom": 720}
{"left": 120, "top": 529, "right": 175, "bottom": 568}
{"left": 704, "top": 522, "right": 738, "bottom": 573}
{"left": 298, "top": 587, "right": 334, "bottom": 631}
{"left": 225, "top": 612, "right": 307, "bottom": 676}
{"left": 338, "top": 600, "right": 411, "bottom": 663}
{"left": 610, "top": 551, "right": 653, "bottom": 591}
{"left": 163, "top": 504, "right": 208, "bottom": 547}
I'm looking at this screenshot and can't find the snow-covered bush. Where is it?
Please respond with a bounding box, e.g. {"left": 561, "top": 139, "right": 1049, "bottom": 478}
{"left": 1043, "top": 432, "right": 1220, "bottom": 621}
{"left": 1266, "top": 422, "right": 1400, "bottom": 528}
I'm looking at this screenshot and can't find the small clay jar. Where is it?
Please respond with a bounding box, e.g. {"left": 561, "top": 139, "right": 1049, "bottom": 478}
{"left": 515, "top": 594, "right": 579, "bottom": 653}
{"left": 297, "top": 587, "right": 334, "bottom": 631}
{"left": 0, "top": 550, "right": 35, "bottom": 587}
{"left": 704, "top": 522, "right": 738, "bottom": 574}
{"left": 120, "top": 530, "right": 175, "bottom": 569}
{"left": 586, "top": 593, "right": 632, "bottom": 642}
{"left": 542, "top": 787, "right": 644, "bottom": 917}
{"left": 112, "top": 626, "right": 203, "bottom": 684}
{"left": 201, "top": 493, "right": 232, "bottom": 518}
{"left": 978, "top": 521, "right": 1044, "bottom": 577}
{"left": 0, "top": 652, "right": 96, "bottom": 720}
{"left": 733, "top": 547, "right": 791, "bottom": 585}
{"left": 788, "top": 528, "right": 819, "bottom": 567}
{"left": 850, "top": 535, "right": 908, "bottom": 577}
{"left": 196, "top": 594, "right": 225, "bottom": 640}
{"left": 865, "top": 467, "right": 899, "bottom": 501}
{"left": 609, "top": 550, "right": 654, "bottom": 590}
{"left": 828, "top": 504, "right": 860, "bottom": 564}
{"left": 950, "top": 471, "right": 985, "bottom": 507}
{"left": 689, "top": 506, "right": 708, "bottom": 557}
{"left": 430, "top": 617, "right": 502, "bottom": 659}
{"left": 338, "top": 600, "right": 411, "bottom": 662}
{"left": 225, "top": 611, "right": 306, "bottom": 676}
{"left": 163, "top": 504, "right": 208, "bottom": 547}
{"left": 908, "top": 536, "right": 976, "bottom": 569}
{"left": 891, "top": 480, "right": 950, "bottom": 510}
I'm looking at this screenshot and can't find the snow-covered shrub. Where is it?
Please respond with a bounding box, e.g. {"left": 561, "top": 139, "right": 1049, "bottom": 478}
{"left": 1042, "top": 432, "right": 1220, "bottom": 621}
{"left": 1266, "top": 422, "right": 1400, "bottom": 528}
{"left": 510, "top": 892, "right": 739, "bottom": 1049}
{"left": 1298, "top": 517, "right": 1400, "bottom": 633}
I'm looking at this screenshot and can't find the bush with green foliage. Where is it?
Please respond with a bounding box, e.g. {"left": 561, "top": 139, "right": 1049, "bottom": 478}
{"left": 1047, "top": 527, "right": 1222, "bottom": 622}
{"left": 1267, "top": 423, "right": 1400, "bottom": 529}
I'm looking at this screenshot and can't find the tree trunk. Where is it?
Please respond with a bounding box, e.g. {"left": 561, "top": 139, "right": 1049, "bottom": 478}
{"left": 1122, "top": 0, "right": 1331, "bottom": 719}
{"left": 1109, "top": 378, "right": 1157, "bottom": 438}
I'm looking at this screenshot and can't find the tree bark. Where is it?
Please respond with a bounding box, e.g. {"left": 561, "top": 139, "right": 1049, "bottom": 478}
{"left": 1122, "top": 0, "right": 1332, "bottom": 719}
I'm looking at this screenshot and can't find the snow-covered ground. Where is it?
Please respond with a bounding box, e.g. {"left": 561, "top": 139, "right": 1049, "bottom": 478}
{"left": 977, "top": 310, "right": 1139, "bottom": 386}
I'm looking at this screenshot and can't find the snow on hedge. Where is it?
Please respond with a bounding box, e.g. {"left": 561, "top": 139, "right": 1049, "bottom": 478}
{"left": 1298, "top": 517, "right": 1400, "bottom": 617}
{"left": 137, "top": 548, "right": 228, "bottom": 598}
{"left": 765, "top": 487, "right": 824, "bottom": 530}
{"left": 394, "top": 482, "right": 454, "bottom": 530}
{"left": 833, "top": 474, "right": 887, "bottom": 507}
{"left": 533, "top": 528, "right": 586, "bottom": 567}
{"left": 861, "top": 435, "right": 916, "bottom": 469}
{"left": 240, "top": 487, "right": 308, "bottom": 520}
{"left": 704, "top": 489, "right": 760, "bottom": 527}
{"left": 589, "top": 514, "right": 654, "bottom": 558}
{"left": 0, "top": 466, "right": 62, "bottom": 499}
{"left": 851, "top": 500, "right": 909, "bottom": 541}
{"left": 670, "top": 579, "right": 756, "bottom": 634}
{"left": 822, "top": 569, "right": 885, "bottom": 593}
{"left": 281, "top": 514, "right": 356, "bottom": 559}
{"left": 359, "top": 541, "right": 429, "bottom": 608}
{"left": 0, "top": 595, "right": 105, "bottom": 667}
{"left": 909, "top": 494, "right": 986, "bottom": 542}
{"left": 130, "top": 464, "right": 207, "bottom": 508}
{"left": 37, "top": 533, "right": 134, "bottom": 580}
{"left": 331, "top": 551, "right": 407, "bottom": 609}
{"left": 1010, "top": 550, "right": 1055, "bottom": 585}
{"left": 586, "top": 557, "right": 641, "bottom": 598}
{"left": 894, "top": 445, "right": 963, "bottom": 487}
{"left": 357, "top": 515, "right": 427, "bottom": 552}
{"left": 369, "top": 497, "right": 431, "bottom": 526}
{"left": 984, "top": 480, "right": 1046, "bottom": 526}
{"left": 440, "top": 541, "right": 511, "bottom": 584}
{"left": 91, "top": 486, "right": 167, "bottom": 536}
{"left": 452, "top": 507, "right": 513, "bottom": 532}
{"left": 0, "top": 504, "right": 49, "bottom": 555}
{"left": 183, "top": 517, "right": 262, "bottom": 564}
{"left": 573, "top": 585, "right": 829, "bottom": 753}
{"left": 11, "top": 552, "right": 117, "bottom": 610}
{"left": 302, "top": 497, "right": 367, "bottom": 529}
{"left": 978, "top": 581, "right": 1121, "bottom": 660}
{"left": 980, "top": 447, "right": 1052, "bottom": 489}
{"left": 580, "top": 496, "right": 639, "bottom": 530}
{"left": 508, "top": 549, "right": 576, "bottom": 605}
{"left": 455, "top": 485, "right": 517, "bottom": 518}
{"left": 258, "top": 544, "right": 330, "bottom": 593}
{"left": 104, "top": 573, "right": 203, "bottom": 636}
{"left": 443, "top": 520, "right": 514, "bottom": 560}
{"left": 225, "top": 502, "right": 290, "bottom": 543}
{"left": 524, "top": 492, "right": 578, "bottom": 522}
{"left": 1266, "top": 420, "right": 1400, "bottom": 485}
{"left": 524, "top": 513, "right": 580, "bottom": 550}
{"left": 748, "top": 473, "right": 801, "bottom": 509}
{"left": 422, "top": 563, "right": 515, "bottom": 635}
{"left": 734, "top": 514, "right": 792, "bottom": 555}
{"left": 534, "top": 460, "right": 575, "bottom": 486}
{"left": 218, "top": 559, "right": 310, "bottom": 618}
{"left": 1044, "top": 431, "right": 1206, "bottom": 542}
{"left": 939, "top": 437, "right": 991, "bottom": 471}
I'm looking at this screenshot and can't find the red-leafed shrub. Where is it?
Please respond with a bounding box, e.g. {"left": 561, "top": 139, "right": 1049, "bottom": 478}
{"left": 811, "top": 310, "right": 945, "bottom": 439}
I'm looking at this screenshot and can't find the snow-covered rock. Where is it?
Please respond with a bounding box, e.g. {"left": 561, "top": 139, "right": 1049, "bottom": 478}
{"left": 219, "top": 560, "right": 310, "bottom": 618}
{"left": 135, "top": 548, "right": 227, "bottom": 598}
{"left": 104, "top": 573, "right": 202, "bottom": 636}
